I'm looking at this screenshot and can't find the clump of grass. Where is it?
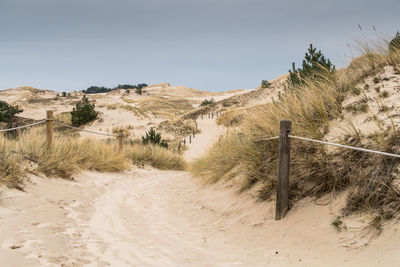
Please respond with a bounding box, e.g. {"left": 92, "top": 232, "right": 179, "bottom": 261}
{"left": 374, "top": 86, "right": 381, "bottom": 93}
{"left": 345, "top": 100, "right": 368, "bottom": 113}
{"left": 331, "top": 216, "right": 347, "bottom": 231}
{"left": 379, "top": 90, "right": 389, "bottom": 98}
{"left": 0, "top": 136, "right": 23, "bottom": 188}
{"left": 125, "top": 144, "right": 186, "bottom": 170}
{"left": 364, "top": 84, "right": 370, "bottom": 90}
{"left": 350, "top": 86, "right": 361, "bottom": 96}
{"left": 373, "top": 76, "right": 381, "bottom": 83}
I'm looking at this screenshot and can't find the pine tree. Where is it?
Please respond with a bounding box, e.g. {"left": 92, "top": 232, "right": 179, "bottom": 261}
{"left": 389, "top": 31, "right": 400, "bottom": 52}
{"left": 70, "top": 96, "right": 98, "bottom": 127}
{"left": 288, "top": 44, "right": 335, "bottom": 88}
{"left": 141, "top": 128, "right": 168, "bottom": 148}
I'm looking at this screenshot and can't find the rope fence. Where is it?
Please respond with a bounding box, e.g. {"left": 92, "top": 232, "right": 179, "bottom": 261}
{"left": 0, "top": 120, "right": 47, "bottom": 133}
{"left": 53, "top": 121, "right": 116, "bottom": 137}
{"left": 251, "top": 120, "right": 400, "bottom": 221}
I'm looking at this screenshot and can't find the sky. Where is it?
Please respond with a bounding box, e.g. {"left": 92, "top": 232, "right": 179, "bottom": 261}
{"left": 0, "top": 0, "right": 399, "bottom": 92}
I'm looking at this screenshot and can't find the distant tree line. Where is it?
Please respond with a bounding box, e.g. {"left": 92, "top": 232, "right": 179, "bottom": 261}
{"left": 82, "top": 83, "right": 148, "bottom": 94}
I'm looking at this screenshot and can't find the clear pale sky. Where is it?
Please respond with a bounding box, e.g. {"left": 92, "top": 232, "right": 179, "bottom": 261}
{"left": 1, "top": 0, "right": 399, "bottom": 92}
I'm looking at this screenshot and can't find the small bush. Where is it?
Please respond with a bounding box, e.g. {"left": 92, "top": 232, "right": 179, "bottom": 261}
{"left": 135, "top": 87, "right": 142, "bottom": 95}
{"left": 62, "top": 92, "right": 67, "bottom": 97}
{"left": 142, "top": 128, "right": 168, "bottom": 148}
{"left": 0, "top": 101, "right": 23, "bottom": 123}
{"left": 373, "top": 77, "right": 380, "bottom": 84}
{"left": 364, "top": 84, "right": 370, "bottom": 90}
{"left": 374, "top": 86, "right": 381, "bottom": 93}
{"left": 200, "top": 98, "right": 215, "bottom": 106}
{"left": 70, "top": 96, "right": 98, "bottom": 127}
{"left": 261, "top": 80, "right": 271, "bottom": 88}
{"left": 380, "top": 91, "right": 389, "bottom": 98}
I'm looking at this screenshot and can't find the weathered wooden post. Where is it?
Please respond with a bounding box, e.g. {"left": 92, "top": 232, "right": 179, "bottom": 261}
{"left": 118, "top": 129, "right": 124, "bottom": 154}
{"left": 183, "top": 139, "right": 186, "bottom": 147}
{"left": 201, "top": 114, "right": 203, "bottom": 120}
{"left": 208, "top": 113, "right": 210, "bottom": 119}
{"left": 46, "top": 110, "right": 54, "bottom": 150}
{"left": 212, "top": 112, "right": 214, "bottom": 119}
{"left": 189, "top": 135, "right": 192, "bottom": 143}
{"left": 178, "top": 142, "right": 181, "bottom": 154}
{"left": 276, "top": 120, "right": 292, "bottom": 220}
{"left": 193, "top": 129, "right": 195, "bottom": 138}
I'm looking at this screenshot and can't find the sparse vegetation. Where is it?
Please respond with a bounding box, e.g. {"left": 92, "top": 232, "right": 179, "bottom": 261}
{"left": 70, "top": 95, "right": 98, "bottom": 127}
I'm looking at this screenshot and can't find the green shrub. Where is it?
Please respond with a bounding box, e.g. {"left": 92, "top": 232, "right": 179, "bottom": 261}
{"left": 261, "top": 80, "right": 271, "bottom": 88}
{"left": 200, "top": 98, "right": 215, "bottom": 106}
{"left": 62, "top": 92, "right": 67, "bottom": 97}
{"left": 135, "top": 87, "right": 142, "bottom": 95}
{"left": 70, "top": 96, "right": 98, "bottom": 127}
{"left": 0, "top": 101, "right": 23, "bottom": 123}
{"left": 141, "top": 128, "right": 168, "bottom": 148}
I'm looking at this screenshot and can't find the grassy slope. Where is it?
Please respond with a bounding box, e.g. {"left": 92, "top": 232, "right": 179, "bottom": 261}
{"left": 192, "top": 45, "right": 400, "bottom": 223}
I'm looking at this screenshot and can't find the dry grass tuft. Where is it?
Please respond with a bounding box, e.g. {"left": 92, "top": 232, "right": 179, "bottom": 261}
{"left": 125, "top": 144, "right": 186, "bottom": 170}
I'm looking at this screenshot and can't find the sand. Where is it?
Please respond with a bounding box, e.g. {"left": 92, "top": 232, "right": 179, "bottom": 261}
{"left": 1, "top": 116, "right": 400, "bottom": 266}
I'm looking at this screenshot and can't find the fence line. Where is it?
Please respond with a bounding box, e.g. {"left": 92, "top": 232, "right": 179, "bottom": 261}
{"left": 289, "top": 135, "right": 400, "bottom": 159}
{"left": 0, "top": 120, "right": 47, "bottom": 133}
{"left": 53, "top": 121, "right": 116, "bottom": 137}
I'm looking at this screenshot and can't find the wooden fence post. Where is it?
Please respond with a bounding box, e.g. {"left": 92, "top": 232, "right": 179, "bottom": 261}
{"left": 193, "top": 129, "right": 195, "bottom": 138}
{"left": 189, "top": 135, "right": 192, "bottom": 143}
{"left": 118, "top": 130, "right": 124, "bottom": 154}
{"left": 276, "top": 119, "right": 292, "bottom": 220}
{"left": 46, "top": 110, "right": 54, "bottom": 150}
{"left": 178, "top": 142, "right": 181, "bottom": 154}
{"left": 183, "top": 139, "right": 186, "bottom": 147}
{"left": 212, "top": 112, "right": 214, "bottom": 119}
{"left": 201, "top": 114, "right": 203, "bottom": 120}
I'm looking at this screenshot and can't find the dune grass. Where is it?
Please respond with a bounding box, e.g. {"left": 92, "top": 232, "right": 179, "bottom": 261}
{"left": 0, "top": 126, "right": 186, "bottom": 187}
{"left": 192, "top": 44, "right": 400, "bottom": 219}
{"left": 125, "top": 144, "right": 186, "bottom": 170}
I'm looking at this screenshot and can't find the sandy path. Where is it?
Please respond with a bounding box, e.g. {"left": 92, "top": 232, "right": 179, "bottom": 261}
{"left": 1, "top": 118, "right": 400, "bottom": 266}
{"left": 183, "top": 117, "right": 225, "bottom": 162}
